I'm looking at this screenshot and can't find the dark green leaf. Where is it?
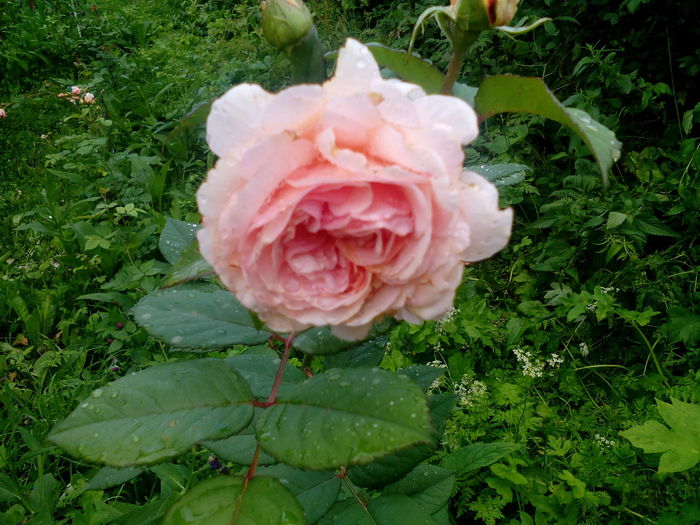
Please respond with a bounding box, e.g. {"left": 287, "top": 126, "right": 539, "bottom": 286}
{"left": 323, "top": 335, "right": 387, "bottom": 369}
{"left": 257, "top": 465, "right": 341, "bottom": 523}
{"left": 85, "top": 466, "right": 144, "bottom": 491}
{"left": 159, "top": 218, "right": 199, "bottom": 264}
{"left": 475, "top": 75, "right": 621, "bottom": 185}
{"left": 365, "top": 43, "right": 444, "bottom": 94}
{"left": 131, "top": 287, "right": 270, "bottom": 348}
{"left": 383, "top": 465, "right": 455, "bottom": 514}
{"left": 48, "top": 359, "right": 254, "bottom": 466}
{"left": 664, "top": 307, "right": 700, "bottom": 346}
{"left": 256, "top": 368, "right": 433, "bottom": 469}
{"left": 468, "top": 163, "right": 532, "bottom": 188}
{"left": 167, "top": 101, "right": 213, "bottom": 142}
{"left": 202, "top": 411, "right": 277, "bottom": 466}
{"left": 224, "top": 354, "right": 305, "bottom": 399}
{"left": 163, "top": 476, "right": 306, "bottom": 525}
{"left": 399, "top": 366, "right": 445, "bottom": 392}
{"left": 293, "top": 326, "right": 354, "bottom": 355}
{"left": 319, "top": 494, "right": 438, "bottom": 525}
{"left": 440, "top": 442, "right": 519, "bottom": 474}
{"left": 161, "top": 239, "right": 213, "bottom": 288}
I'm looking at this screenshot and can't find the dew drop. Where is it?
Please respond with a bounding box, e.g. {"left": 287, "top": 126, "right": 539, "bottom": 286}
{"left": 80, "top": 402, "right": 89, "bottom": 408}
{"left": 91, "top": 389, "right": 104, "bottom": 398}
{"left": 171, "top": 335, "right": 183, "bottom": 344}
{"left": 132, "top": 435, "right": 140, "bottom": 443}
{"left": 141, "top": 312, "right": 152, "bottom": 320}
{"left": 109, "top": 392, "right": 119, "bottom": 399}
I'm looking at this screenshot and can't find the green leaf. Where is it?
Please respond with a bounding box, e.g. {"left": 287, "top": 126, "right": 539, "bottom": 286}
{"left": 399, "top": 365, "right": 445, "bottom": 392}
{"left": 319, "top": 494, "right": 438, "bottom": 525}
{"left": 468, "top": 163, "right": 532, "bottom": 188}
{"left": 202, "top": 411, "right": 277, "bottom": 466}
{"left": 348, "top": 394, "right": 456, "bottom": 489}
{"left": 293, "top": 326, "right": 354, "bottom": 355}
{"left": 440, "top": 442, "right": 519, "bottom": 474}
{"left": 163, "top": 476, "right": 305, "bottom": 525}
{"left": 131, "top": 287, "right": 270, "bottom": 348}
{"left": 85, "top": 466, "right": 145, "bottom": 491}
{"left": 48, "top": 359, "right": 254, "bottom": 466}
{"left": 664, "top": 307, "right": 700, "bottom": 346}
{"left": 160, "top": 239, "right": 213, "bottom": 288}
{"left": 257, "top": 465, "right": 341, "bottom": 524}
{"left": 383, "top": 465, "right": 455, "bottom": 514}
{"left": 323, "top": 335, "right": 387, "bottom": 369}
{"left": 474, "top": 75, "right": 622, "bottom": 185}
{"left": 621, "top": 398, "right": 700, "bottom": 473}
{"left": 365, "top": 43, "right": 444, "bottom": 94}
{"left": 159, "top": 218, "right": 199, "bottom": 264}
{"left": 606, "top": 211, "right": 628, "bottom": 229}
{"left": 256, "top": 368, "right": 433, "bottom": 470}
{"left": 224, "top": 354, "right": 305, "bottom": 399}
{"left": 167, "top": 100, "right": 213, "bottom": 142}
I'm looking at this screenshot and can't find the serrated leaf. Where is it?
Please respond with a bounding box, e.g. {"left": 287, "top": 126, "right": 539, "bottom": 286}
{"left": 383, "top": 465, "right": 455, "bottom": 514}
{"left": 224, "top": 354, "right": 305, "bottom": 399}
{"left": 202, "top": 410, "right": 277, "bottom": 466}
{"left": 399, "top": 366, "right": 445, "bottom": 392}
{"left": 159, "top": 219, "right": 199, "bottom": 264}
{"left": 606, "top": 211, "right": 628, "bottom": 229}
{"left": 621, "top": 398, "right": 700, "bottom": 473}
{"left": 131, "top": 287, "right": 270, "bottom": 348}
{"left": 664, "top": 307, "right": 700, "bottom": 346}
{"left": 160, "top": 239, "right": 213, "bottom": 287}
{"left": 440, "top": 442, "right": 519, "bottom": 474}
{"left": 474, "top": 75, "right": 622, "bottom": 185}
{"left": 48, "top": 359, "right": 254, "bottom": 466}
{"left": 85, "top": 466, "right": 144, "bottom": 491}
{"left": 257, "top": 465, "right": 341, "bottom": 524}
{"left": 256, "top": 368, "right": 433, "bottom": 470}
{"left": 293, "top": 326, "right": 354, "bottom": 355}
{"left": 318, "top": 494, "right": 438, "bottom": 525}
{"left": 467, "top": 163, "right": 531, "bottom": 188}
{"left": 323, "top": 335, "right": 387, "bottom": 369}
{"left": 163, "top": 476, "right": 305, "bottom": 525}
{"left": 348, "top": 394, "right": 456, "bottom": 489}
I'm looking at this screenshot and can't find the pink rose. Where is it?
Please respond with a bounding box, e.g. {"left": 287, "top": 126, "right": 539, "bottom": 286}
{"left": 0, "top": 108, "right": 6, "bottom": 118}
{"left": 83, "top": 93, "right": 95, "bottom": 104}
{"left": 197, "top": 39, "right": 512, "bottom": 339}
{"left": 71, "top": 85, "right": 81, "bottom": 95}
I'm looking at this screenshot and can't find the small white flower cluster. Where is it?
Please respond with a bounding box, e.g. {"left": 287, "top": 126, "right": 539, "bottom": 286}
{"left": 586, "top": 301, "right": 598, "bottom": 312}
{"left": 455, "top": 376, "right": 488, "bottom": 407}
{"left": 594, "top": 433, "right": 616, "bottom": 448}
{"left": 599, "top": 286, "right": 619, "bottom": 294}
{"left": 513, "top": 348, "right": 565, "bottom": 378}
{"left": 546, "top": 353, "right": 564, "bottom": 368}
{"left": 512, "top": 348, "right": 545, "bottom": 378}
{"left": 427, "top": 359, "right": 448, "bottom": 391}
{"left": 427, "top": 359, "right": 448, "bottom": 369}
{"left": 578, "top": 342, "right": 590, "bottom": 357}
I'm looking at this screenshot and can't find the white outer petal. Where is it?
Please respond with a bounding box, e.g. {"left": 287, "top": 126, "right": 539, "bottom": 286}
{"left": 324, "top": 38, "right": 382, "bottom": 97}
{"left": 206, "top": 83, "right": 272, "bottom": 158}
{"left": 458, "top": 171, "right": 513, "bottom": 262}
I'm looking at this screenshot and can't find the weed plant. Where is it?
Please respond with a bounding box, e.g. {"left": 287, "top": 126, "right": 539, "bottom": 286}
{"left": 1, "top": 0, "right": 698, "bottom": 523}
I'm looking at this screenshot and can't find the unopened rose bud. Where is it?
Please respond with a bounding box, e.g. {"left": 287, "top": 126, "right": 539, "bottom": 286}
{"left": 261, "top": 0, "right": 313, "bottom": 53}
{"left": 0, "top": 109, "right": 6, "bottom": 118}
{"left": 83, "top": 92, "right": 96, "bottom": 104}
{"left": 481, "top": 0, "right": 519, "bottom": 26}
{"left": 71, "top": 85, "right": 81, "bottom": 95}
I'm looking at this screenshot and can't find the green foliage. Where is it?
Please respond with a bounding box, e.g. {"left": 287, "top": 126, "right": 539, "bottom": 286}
{"left": 621, "top": 398, "right": 700, "bottom": 473}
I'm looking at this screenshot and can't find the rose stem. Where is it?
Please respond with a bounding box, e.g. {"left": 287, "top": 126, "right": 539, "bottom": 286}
{"left": 232, "top": 332, "right": 297, "bottom": 524}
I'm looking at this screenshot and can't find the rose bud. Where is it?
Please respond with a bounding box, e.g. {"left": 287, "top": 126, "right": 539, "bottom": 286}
{"left": 482, "top": 0, "right": 520, "bottom": 26}
{"left": 71, "top": 85, "right": 81, "bottom": 95}
{"left": 261, "top": 0, "right": 313, "bottom": 53}
{"left": 451, "top": 0, "right": 519, "bottom": 30}
{"left": 0, "top": 109, "right": 6, "bottom": 118}
{"left": 83, "top": 93, "right": 96, "bottom": 104}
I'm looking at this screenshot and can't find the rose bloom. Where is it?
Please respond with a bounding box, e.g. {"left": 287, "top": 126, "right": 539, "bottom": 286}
{"left": 71, "top": 85, "right": 81, "bottom": 95}
{"left": 197, "top": 39, "right": 512, "bottom": 339}
{"left": 0, "top": 108, "right": 6, "bottom": 118}
{"left": 83, "top": 93, "right": 96, "bottom": 104}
